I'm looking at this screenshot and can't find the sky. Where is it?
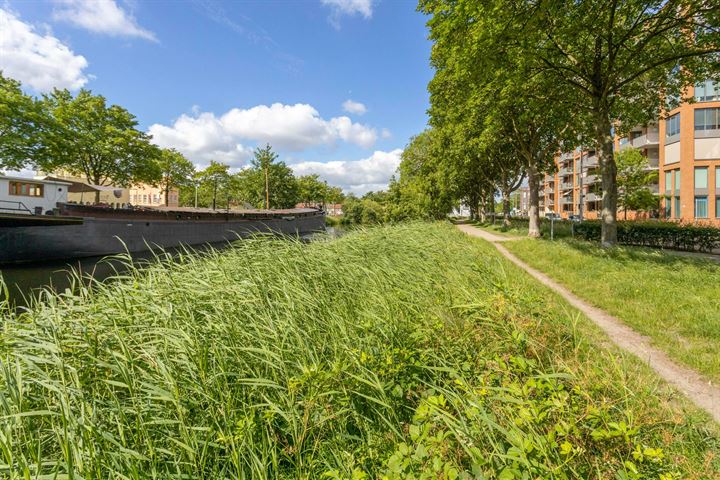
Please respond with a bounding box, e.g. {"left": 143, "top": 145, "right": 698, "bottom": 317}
{"left": 0, "top": 0, "right": 433, "bottom": 194}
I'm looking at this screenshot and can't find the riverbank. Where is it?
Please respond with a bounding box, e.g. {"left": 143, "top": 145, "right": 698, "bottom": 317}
{"left": 1, "top": 222, "right": 718, "bottom": 478}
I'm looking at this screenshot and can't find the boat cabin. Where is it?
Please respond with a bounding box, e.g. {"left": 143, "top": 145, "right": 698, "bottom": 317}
{"left": 0, "top": 175, "right": 71, "bottom": 215}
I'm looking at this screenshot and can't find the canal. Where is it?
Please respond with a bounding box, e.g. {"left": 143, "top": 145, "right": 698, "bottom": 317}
{"left": 0, "top": 248, "right": 194, "bottom": 308}
{"left": 0, "top": 228, "right": 343, "bottom": 308}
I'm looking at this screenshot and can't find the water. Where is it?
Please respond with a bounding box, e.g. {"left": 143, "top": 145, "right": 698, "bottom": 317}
{"left": 0, "top": 248, "right": 195, "bottom": 308}
{"left": 0, "top": 228, "right": 343, "bottom": 308}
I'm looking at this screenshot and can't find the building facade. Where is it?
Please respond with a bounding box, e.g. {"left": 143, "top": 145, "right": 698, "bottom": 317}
{"left": 129, "top": 184, "right": 179, "bottom": 208}
{"left": 660, "top": 80, "right": 720, "bottom": 224}
{"left": 540, "top": 80, "right": 719, "bottom": 225}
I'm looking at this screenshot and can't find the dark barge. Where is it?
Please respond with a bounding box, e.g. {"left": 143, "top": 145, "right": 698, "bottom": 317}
{"left": 0, "top": 203, "right": 326, "bottom": 265}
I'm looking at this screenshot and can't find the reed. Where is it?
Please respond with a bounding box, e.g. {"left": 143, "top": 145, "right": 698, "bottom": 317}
{"left": 0, "top": 222, "right": 717, "bottom": 478}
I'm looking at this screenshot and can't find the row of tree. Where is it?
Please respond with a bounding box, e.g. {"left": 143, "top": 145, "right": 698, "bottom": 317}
{"left": 0, "top": 73, "right": 342, "bottom": 209}
{"left": 184, "top": 149, "right": 343, "bottom": 211}
{"left": 383, "top": 0, "right": 719, "bottom": 245}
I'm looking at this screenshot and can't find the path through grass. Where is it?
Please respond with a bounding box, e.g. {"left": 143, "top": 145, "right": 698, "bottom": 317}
{"left": 1, "top": 223, "right": 718, "bottom": 478}
{"left": 504, "top": 238, "right": 720, "bottom": 384}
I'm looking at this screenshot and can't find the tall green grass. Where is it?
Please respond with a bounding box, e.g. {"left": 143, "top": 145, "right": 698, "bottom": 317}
{"left": 1, "top": 223, "right": 717, "bottom": 478}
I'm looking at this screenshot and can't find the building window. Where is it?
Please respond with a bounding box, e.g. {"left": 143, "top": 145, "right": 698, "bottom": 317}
{"left": 694, "top": 196, "right": 708, "bottom": 218}
{"left": 9, "top": 181, "right": 44, "bottom": 197}
{"left": 717, "top": 167, "right": 720, "bottom": 189}
{"left": 695, "top": 167, "right": 708, "bottom": 189}
{"left": 674, "top": 196, "right": 681, "bottom": 218}
{"left": 694, "top": 108, "right": 720, "bottom": 131}
{"left": 695, "top": 80, "right": 719, "bottom": 102}
{"left": 664, "top": 171, "right": 672, "bottom": 192}
{"left": 666, "top": 113, "right": 680, "bottom": 137}
{"left": 674, "top": 170, "right": 680, "bottom": 191}
{"left": 716, "top": 197, "right": 720, "bottom": 218}
{"left": 664, "top": 199, "right": 671, "bottom": 218}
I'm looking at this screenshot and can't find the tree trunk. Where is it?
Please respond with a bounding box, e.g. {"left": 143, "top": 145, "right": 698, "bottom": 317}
{"left": 165, "top": 179, "right": 170, "bottom": 207}
{"left": 94, "top": 190, "right": 101, "bottom": 204}
{"left": 502, "top": 188, "right": 511, "bottom": 227}
{"left": 478, "top": 196, "right": 486, "bottom": 223}
{"left": 527, "top": 162, "right": 541, "bottom": 237}
{"left": 212, "top": 181, "right": 217, "bottom": 210}
{"left": 595, "top": 110, "right": 618, "bottom": 246}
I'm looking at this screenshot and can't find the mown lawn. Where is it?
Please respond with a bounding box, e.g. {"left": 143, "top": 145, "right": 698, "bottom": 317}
{"left": 1, "top": 222, "right": 718, "bottom": 478}
{"left": 504, "top": 238, "right": 720, "bottom": 384}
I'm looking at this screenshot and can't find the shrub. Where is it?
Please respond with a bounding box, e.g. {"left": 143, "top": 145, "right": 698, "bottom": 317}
{"left": 574, "top": 220, "right": 720, "bottom": 252}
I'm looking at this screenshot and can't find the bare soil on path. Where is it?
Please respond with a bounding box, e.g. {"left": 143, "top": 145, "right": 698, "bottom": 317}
{"left": 456, "top": 223, "right": 720, "bottom": 424}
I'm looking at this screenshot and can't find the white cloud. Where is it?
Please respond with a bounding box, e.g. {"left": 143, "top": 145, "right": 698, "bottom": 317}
{"left": 321, "top": 0, "right": 373, "bottom": 28}
{"left": 0, "top": 9, "right": 89, "bottom": 92}
{"left": 342, "top": 99, "right": 367, "bottom": 115}
{"left": 291, "top": 149, "right": 402, "bottom": 195}
{"left": 52, "top": 0, "right": 157, "bottom": 41}
{"left": 148, "top": 103, "right": 378, "bottom": 166}
{"left": 381, "top": 128, "right": 392, "bottom": 139}
{"left": 148, "top": 112, "right": 254, "bottom": 168}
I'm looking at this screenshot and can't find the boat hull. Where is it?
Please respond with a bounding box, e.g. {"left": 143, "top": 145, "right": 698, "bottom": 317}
{"left": 0, "top": 213, "right": 326, "bottom": 265}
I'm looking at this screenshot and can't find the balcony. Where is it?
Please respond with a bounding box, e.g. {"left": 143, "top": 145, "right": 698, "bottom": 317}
{"left": 584, "top": 192, "right": 599, "bottom": 202}
{"left": 584, "top": 155, "right": 598, "bottom": 167}
{"left": 560, "top": 181, "right": 574, "bottom": 190}
{"left": 560, "top": 152, "right": 574, "bottom": 160}
{"left": 583, "top": 174, "right": 599, "bottom": 184}
{"left": 559, "top": 196, "right": 574, "bottom": 206}
{"left": 631, "top": 132, "right": 659, "bottom": 148}
{"left": 559, "top": 166, "right": 574, "bottom": 175}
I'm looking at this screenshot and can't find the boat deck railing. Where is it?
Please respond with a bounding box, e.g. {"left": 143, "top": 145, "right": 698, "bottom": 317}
{"left": 0, "top": 200, "right": 33, "bottom": 215}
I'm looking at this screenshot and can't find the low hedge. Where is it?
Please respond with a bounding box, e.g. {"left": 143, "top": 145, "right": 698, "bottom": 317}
{"left": 573, "top": 220, "right": 720, "bottom": 252}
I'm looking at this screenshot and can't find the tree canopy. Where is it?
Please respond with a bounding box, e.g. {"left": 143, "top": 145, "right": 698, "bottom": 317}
{"left": 0, "top": 73, "right": 50, "bottom": 172}
{"left": 157, "top": 148, "right": 196, "bottom": 206}
{"left": 418, "top": 0, "right": 720, "bottom": 242}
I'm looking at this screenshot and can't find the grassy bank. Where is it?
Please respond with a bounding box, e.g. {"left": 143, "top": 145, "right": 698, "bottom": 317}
{"left": 504, "top": 238, "right": 720, "bottom": 383}
{"left": 1, "top": 223, "right": 718, "bottom": 478}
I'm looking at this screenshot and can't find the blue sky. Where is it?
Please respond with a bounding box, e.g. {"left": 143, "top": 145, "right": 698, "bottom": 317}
{"left": 0, "top": 0, "right": 432, "bottom": 193}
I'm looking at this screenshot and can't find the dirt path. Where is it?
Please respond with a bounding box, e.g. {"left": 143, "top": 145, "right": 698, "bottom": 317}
{"left": 456, "top": 223, "right": 720, "bottom": 424}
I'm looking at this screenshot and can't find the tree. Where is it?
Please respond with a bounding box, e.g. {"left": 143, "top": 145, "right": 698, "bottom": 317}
{"left": 297, "top": 174, "right": 331, "bottom": 207}
{"left": 38, "top": 89, "right": 162, "bottom": 202}
{"left": 253, "top": 144, "right": 277, "bottom": 209}
{"left": 616, "top": 148, "right": 659, "bottom": 219}
{"left": 240, "top": 145, "right": 299, "bottom": 209}
{"left": 157, "top": 148, "right": 195, "bottom": 206}
{"left": 196, "top": 161, "right": 230, "bottom": 210}
{"left": 388, "top": 130, "right": 455, "bottom": 221}
{"left": 424, "top": 0, "right": 719, "bottom": 245}
{"left": 0, "top": 73, "right": 51, "bottom": 172}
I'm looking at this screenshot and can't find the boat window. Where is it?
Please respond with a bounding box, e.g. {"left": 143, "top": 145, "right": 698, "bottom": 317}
{"left": 9, "top": 181, "right": 44, "bottom": 197}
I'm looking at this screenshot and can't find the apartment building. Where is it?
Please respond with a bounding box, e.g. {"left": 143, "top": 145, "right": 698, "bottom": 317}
{"left": 541, "top": 148, "right": 607, "bottom": 220}
{"left": 660, "top": 80, "right": 720, "bottom": 224}
{"left": 541, "top": 80, "right": 720, "bottom": 225}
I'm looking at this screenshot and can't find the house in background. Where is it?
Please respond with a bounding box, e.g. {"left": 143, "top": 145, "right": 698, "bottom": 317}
{"left": 129, "top": 184, "right": 179, "bottom": 208}
{"left": 41, "top": 172, "right": 179, "bottom": 208}
{"left": 43, "top": 172, "right": 129, "bottom": 207}
{"left": 295, "top": 202, "right": 343, "bottom": 216}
